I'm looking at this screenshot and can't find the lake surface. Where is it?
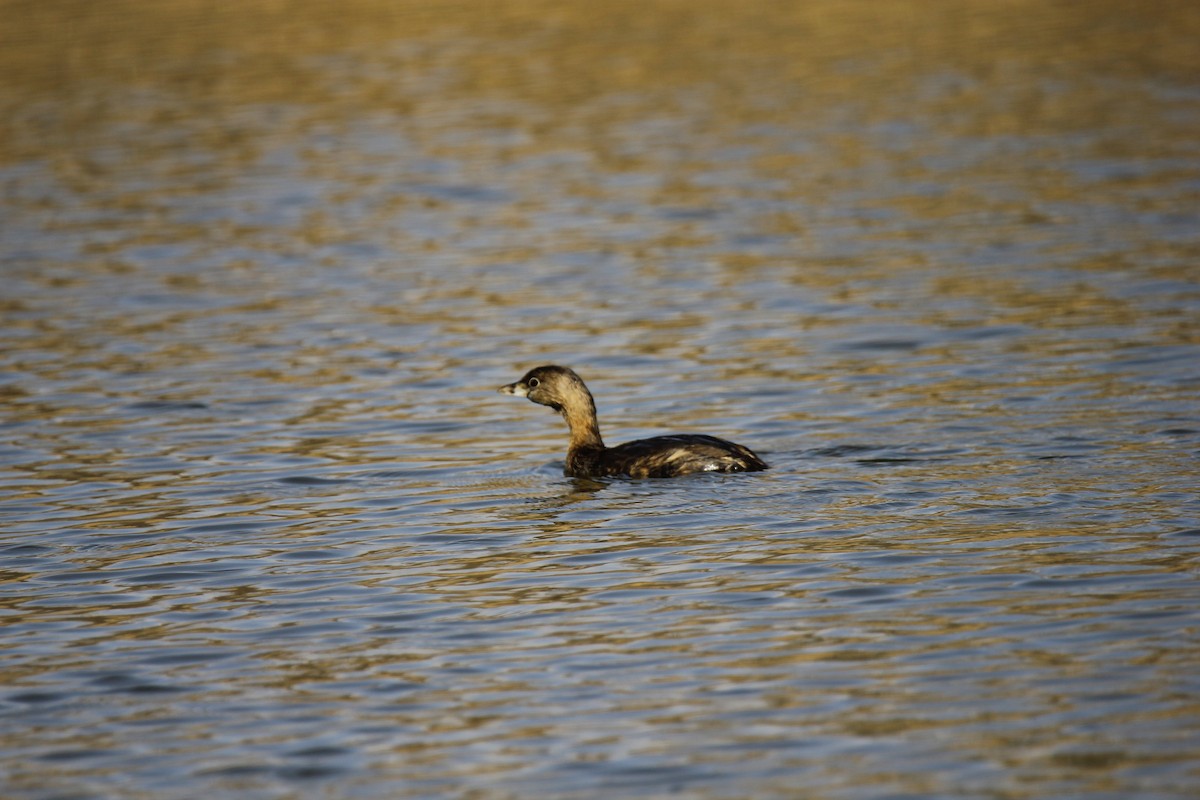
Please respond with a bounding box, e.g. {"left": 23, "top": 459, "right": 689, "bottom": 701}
{"left": 2, "top": 1, "right": 1199, "bottom": 797}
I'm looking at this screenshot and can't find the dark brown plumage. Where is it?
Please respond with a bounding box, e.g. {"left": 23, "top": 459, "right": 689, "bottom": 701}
{"left": 498, "top": 365, "right": 768, "bottom": 478}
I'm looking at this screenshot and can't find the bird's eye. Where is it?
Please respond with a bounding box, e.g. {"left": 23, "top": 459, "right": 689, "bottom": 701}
{"left": 527, "top": 377, "right": 540, "bottom": 388}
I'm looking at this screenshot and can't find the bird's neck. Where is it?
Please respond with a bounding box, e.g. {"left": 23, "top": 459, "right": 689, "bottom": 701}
{"left": 562, "top": 396, "right": 604, "bottom": 451}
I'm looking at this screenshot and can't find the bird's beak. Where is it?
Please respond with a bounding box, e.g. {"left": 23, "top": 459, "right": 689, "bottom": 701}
{"left": 498, "top": 382, "right": 528, "bottom": 397}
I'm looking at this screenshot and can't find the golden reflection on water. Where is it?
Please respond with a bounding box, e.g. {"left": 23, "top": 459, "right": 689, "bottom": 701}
{"left": 5, "top": 1, "right": 1199, "bottom": 154}
{"left": 5, "top": 0, "right": 1197, "bottom": 363}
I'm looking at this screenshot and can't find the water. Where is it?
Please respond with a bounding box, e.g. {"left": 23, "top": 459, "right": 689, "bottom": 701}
{"left": 2, "top": 2, "right": 1199, "bottom": 798}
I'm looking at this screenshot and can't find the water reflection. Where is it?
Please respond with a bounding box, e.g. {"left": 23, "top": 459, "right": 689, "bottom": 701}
{"left": 2, "top": 0, "right": 1200, "bottom": 798}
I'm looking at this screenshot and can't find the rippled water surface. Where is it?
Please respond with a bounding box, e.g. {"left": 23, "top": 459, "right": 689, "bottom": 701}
{"left": 3, "top": 2, "right": 1199, "bottom": 798}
